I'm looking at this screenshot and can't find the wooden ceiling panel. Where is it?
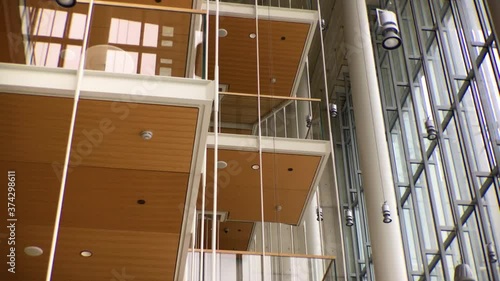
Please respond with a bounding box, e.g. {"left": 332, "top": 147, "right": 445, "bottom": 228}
{"left": 52, "top": 228, "right": 180, "bottom": 281}
{"left": 208, "top": 16, "right": 310, "bottom": 97}
{"left": 0, "top": 94, "right": 73, "bottom": 164}
{"left": 0, "top": 161, "right": 62, "bottom": 227}
{"left": 199, "top": 149, "right": 321, "bottom": 225}
{"left": 70, "top": 99, "right": 198, "bottom": 173}
{"left": 61, "top": 166, "right": 189, "bottom": 234}
{"left": 0, "top": 225, "right": 54, "bottom": 281}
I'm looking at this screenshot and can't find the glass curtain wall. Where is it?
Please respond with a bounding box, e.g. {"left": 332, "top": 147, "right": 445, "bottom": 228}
{"left": 373, "top": 0, "right": 500, "bottom": 280}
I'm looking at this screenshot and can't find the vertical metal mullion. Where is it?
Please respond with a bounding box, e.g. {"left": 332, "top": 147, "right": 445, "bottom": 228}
{"left": 295, "top": 100, "right": 299, "bottom": 139}
{"left": 453, "top": 0, "right": 500, "bottom": 174}
{"left": 449, "top": 3, "right": 500, "bottom": 279}
{"left": 338, "top": 86, "right": 361, "bottom": 281}
{"left": 283, "top": 106, "right": 287, "bottom": 138}
{"left": 345, "top": 84, "right": 373, "bottom": 281}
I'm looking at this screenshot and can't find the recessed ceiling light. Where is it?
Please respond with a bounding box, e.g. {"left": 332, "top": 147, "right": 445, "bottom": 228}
{"left": 288, "top": 168, "right": 293, "bottom": 172}
{"left": 137, "top": 199, "right": 146, "bottom": 205}
{"left": 251, "top": 164, "right": 260, "bottom": 170}
{"left": 24, "top": 246, "right": 43, "bottom": 257}
{"left": 217, "top": 161, "right": 228, "bottom": 169}
{"left": 140, "top": 130, "right": 153, "bottom": 140}
{"left": 249, "top": 33, "right": 256, "bottom": 39}
{"left": 270, "top": 77, "right": 277, "bottom": 84}
{"left": 80, "top": 250, "right": 93, "bottom": 257}
{"left": 218, "top": 28, "right": 228, "bottom": 37}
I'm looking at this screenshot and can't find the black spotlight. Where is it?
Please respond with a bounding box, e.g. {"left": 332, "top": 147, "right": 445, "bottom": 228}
{"left": 345, "top": 208, "right": 354, "bottom": 227}
{"left": 376, "top": 9, "right": 402, "bottom": 50}
{"left": 425, "top": 117, "right": 438, "bottom": 140}
{"left": 55, "top": 0, "right": 77, "bottom": 8}
{"left": 381, "top": 202, "right": 392, "bottom": 224}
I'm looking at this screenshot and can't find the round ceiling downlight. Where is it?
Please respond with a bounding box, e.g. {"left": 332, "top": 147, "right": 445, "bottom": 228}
{"left": 218, "top": 28, "right": 228, "bottom": 37}
{"left": 80, "top": 250, "right": 93, "bottom": 257}
{"left": 217, "top": 161, "right": 228, "bottom": 169}
{"left": 24, "top": 246, "right": 43, "bottom": 257}
{"left": 251, "top": 164, "right": 260, "bottom": 170}
{"left": 55, "top": 0, "right": 77, "bottom": 8}
{"left": 249, "top": 33, "right": 256, "bottom": 39}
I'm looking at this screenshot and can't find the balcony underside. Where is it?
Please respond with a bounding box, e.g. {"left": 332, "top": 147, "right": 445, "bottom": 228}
{"left": 0, "top": 64, "right": 213, "bottom": 281}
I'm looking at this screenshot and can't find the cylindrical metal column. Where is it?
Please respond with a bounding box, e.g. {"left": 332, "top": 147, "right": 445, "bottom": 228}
{"left": 342, "top": 0, "right": 408, "bottom": 280}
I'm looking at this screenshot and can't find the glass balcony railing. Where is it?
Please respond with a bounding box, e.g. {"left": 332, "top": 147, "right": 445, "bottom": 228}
{"left": 215, "top": 0, "right": 314, "bottom": 10}
{"left": 1, "top": 0, "right": 207, "bottom": 79}
{"left": 211, "top": 93, "right": 328, "bottom": 140}
{"left": 185, "top": 250, "right": 337, "bottom": 281}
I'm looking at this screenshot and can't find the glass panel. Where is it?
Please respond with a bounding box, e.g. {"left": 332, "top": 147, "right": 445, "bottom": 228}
{"left": 400, "top": 1, "right": 420, "bottom": 70}
{"left": 460, "top": 88, "right": 491, "bottom": 172}
{"left": 0, "top": 0, "right": 89, "bottom": 68}
{"left": 380, "top": 53, "right": 396, "bottom": 108}
{"left": 426, "top": 37, "right": 451, "bottom": 106}
{"left": 441, "top": 8, "right": 467, "bottom": 79}
{"left": 463, "top": 209, "right": 489, "bottom": 280}
{"left": 87, "top": 4, "right": 201, "bottom": 78}
{"left": 392, "top": 46, "right": 409, "bottom": 84}
{"left": 391, "top": 121, "right": 409, "bottom": 184}
{"left": 186, "top": 252, "right": 336, "bottom": 280}
{"left": 401, "top": 100, "right": 422, "bottom": 161}
{"left": 427, "top": 147, "right": 454, "bottom": 227}
{"left": 414, "top": 0, "right": 434, "bottom": 27}
{"left": 478, "top": 53, "right": 500, "bottom": 142}
{"left": 415, "top": 172, "right": 439, "bottom": 251}
{"left": 459, "top": 0, "right": 486, "bottom": 44}
{"left": 218, "top": 0, "right": 313, "bottom": 10}
{"left": 442, "top": 120, "right": 473, "bottom": 201}
{"left": 403, "top": 195, "right": 424, "bottom": 272}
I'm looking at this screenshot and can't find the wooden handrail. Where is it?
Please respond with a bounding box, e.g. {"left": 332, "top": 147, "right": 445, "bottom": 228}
{"left": 190, "top": 249, "right": 335, "bottom": 260}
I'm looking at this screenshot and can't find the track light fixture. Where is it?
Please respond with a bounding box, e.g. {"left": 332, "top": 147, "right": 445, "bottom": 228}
{"left": 329, "top": 103, "right": 338, "bottom": 118}
{"left": 55, "top": 0, "right": 77, "bottom": 8}
{"left": 316, "top": 207, "right": 324, "bottom": 221}
{"left": 488, "top": 243, "right": 497, "bottom": 263}
{"left": 321, "top": 19, "right": 327, "bottom": 31}
{"left": 376, "top": 9, "right": 402, "bottom": 50}
{"left": 381, "top": 201, "right": 392, "bottom": 223}
{"left": 345, "top": 208, "right": 354, "bottom": 227}
{"left": 425, "top": 117, "right": 438, "bottom": 140}
{"left": 454, "top": 264, "right": 475, "bottom": 281}
{"left": 306, "top": 115, "right": 313, "bottom": 128}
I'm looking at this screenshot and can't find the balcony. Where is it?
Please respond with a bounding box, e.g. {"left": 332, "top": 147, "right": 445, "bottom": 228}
{"left": 185, "top": 250, "right": 337, "bottom": 281}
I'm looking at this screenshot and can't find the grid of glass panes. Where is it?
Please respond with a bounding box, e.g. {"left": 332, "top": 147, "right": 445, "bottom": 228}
{"left": 374, "top": 0, "right": 500, "bottom": 280}
{"left": 333, "top": 78, "right": 375, "bottom": 281}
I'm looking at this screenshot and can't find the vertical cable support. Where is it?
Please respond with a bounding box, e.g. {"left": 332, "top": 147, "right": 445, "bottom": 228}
{"left": 315, "top": 0, "right": 348, "bottom": 278}
{"left": 211, "top": 0, "right": 220, "bottom": 280}
{"left": 46, "top": 1, "right": 95, "bottom": 280}
{"left": 254, "top": 0, "right": 267, "bottom": 279}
